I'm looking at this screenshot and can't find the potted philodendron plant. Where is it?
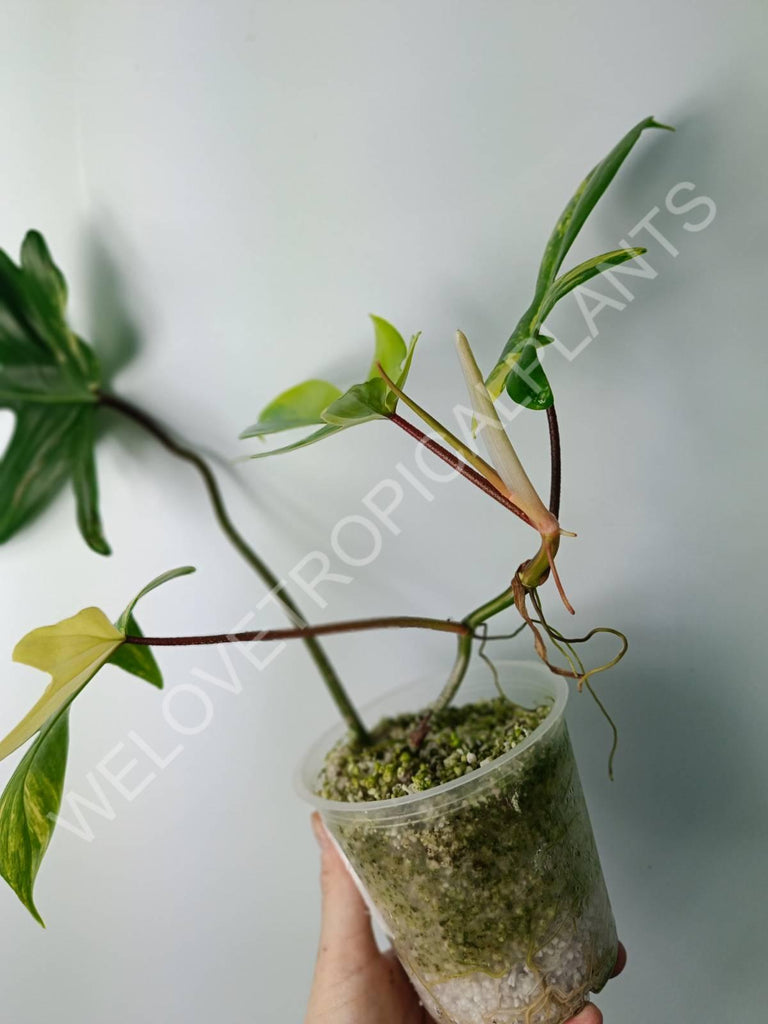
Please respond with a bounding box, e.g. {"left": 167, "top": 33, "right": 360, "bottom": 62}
{"left": 0, "top": 116, "right": 671, "bottom": 1024}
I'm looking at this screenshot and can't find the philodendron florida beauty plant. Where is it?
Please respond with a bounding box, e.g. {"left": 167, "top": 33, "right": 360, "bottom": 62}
{"left": 0, "top": 116, "right": 671, "bottom": 937}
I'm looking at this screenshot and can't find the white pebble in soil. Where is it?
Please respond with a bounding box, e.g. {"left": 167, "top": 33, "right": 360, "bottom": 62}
{"left": 404, "top": 905, "right": 612, "bottom": 1024}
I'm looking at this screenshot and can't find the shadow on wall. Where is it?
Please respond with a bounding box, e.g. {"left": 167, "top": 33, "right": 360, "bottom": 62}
{"left": 81, "top": 221, "right": 251, "bottom": 480}
{"left": 571, "top": 609, "right": 767, "bottom": 1003}
{"left": 82, "top": 222, "right": 145, "bottom": 385}
{"left": 79, "top": 217, "right": 375, "bottom": 538}
{"left": 610, "top": 83, "right": 767, "bottom": 301}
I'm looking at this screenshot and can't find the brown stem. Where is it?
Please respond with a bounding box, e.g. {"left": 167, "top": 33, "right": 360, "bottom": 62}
{"left": 388, "top": 412, "right": 533, "bottom": 525}
{"left": 546, "top": 404, "right": 561, "bottom": 519}
{"left": 98, "top": 389, "right": 369, "bottom": 741}
{"left": 124, "top": 615, "right": 471, "bottom": 646}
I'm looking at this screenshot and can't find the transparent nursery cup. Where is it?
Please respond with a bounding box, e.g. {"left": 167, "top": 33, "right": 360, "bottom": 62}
{"left": 297, "top": 661, "right": 618, "bottom": 1024}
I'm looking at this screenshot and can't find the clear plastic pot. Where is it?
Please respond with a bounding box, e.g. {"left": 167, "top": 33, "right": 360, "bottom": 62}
{"left": 296, "top": 660, "right": 618, "bottom": 1024}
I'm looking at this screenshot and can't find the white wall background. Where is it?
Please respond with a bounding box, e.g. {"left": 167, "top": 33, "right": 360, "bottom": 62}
{"left": 1, "top": 1, "right": 766, "bottom": 1021}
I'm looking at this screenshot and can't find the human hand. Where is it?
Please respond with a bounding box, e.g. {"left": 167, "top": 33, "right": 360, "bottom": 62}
{"left": 305, "top": 813, "right": 626, "bottom": 1024}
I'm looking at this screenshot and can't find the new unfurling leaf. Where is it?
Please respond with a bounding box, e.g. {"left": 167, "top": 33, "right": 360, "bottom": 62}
{"left": 455, "top": 331, "right": 557, "bottom": 536}
{"left": 486, "top": 117, "right": 672, "bottom": 404}
{"left": 240, "top": 316, "right": 420, "bottom": 456}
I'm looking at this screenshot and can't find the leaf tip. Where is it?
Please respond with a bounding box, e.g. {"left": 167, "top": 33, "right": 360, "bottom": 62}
{"left": 22, "top": 228, "right": 44, "bottom": 248}
{"left": 455, "top": 330, "right": 473, "bottom": 369}
{"left": 0, "top": 850, "right": 46, "bottom": 928}
{"left": 89, "top": 537, "right": 112, "bottom": 557}
{"left": 29, "top": 902, "right": 46, "bottom": 928}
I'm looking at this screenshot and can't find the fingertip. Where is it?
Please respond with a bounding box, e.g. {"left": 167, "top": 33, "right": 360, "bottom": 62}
{"left": 611, "top": 941, "right": 627, "bottom": 977}
{"left": 569, "top": 1003, "right": 602, "bottom": 1024}
{"left": 311, "top": 811, "right": 331, "bottom": 851}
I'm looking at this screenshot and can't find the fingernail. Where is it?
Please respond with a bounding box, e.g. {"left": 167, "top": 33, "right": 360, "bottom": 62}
{"left": 311, "top": 811, "right": 331, "bottom": 850}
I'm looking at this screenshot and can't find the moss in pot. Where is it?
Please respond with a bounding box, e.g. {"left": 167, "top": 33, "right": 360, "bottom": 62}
{"left": 300, "top": 664, "right": 617, "bottom": 1024}
{"left": 0, "top": 116, "right": 670, "bottom": 1018}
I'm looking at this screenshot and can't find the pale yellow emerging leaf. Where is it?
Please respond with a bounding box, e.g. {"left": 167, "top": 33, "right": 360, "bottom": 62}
{"left": 455, "top": 331, "right": 557, "bottom": 535}
{"left": 0, "top": 607, "right": 124, "bottom": 762}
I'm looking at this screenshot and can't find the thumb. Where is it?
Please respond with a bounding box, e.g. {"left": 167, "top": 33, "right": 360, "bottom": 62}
{"left": 569, "top": 1005, "right": 603, "bottom": 1024}
{"left": 311, "top": 812, "right": 379, "bottom": 968}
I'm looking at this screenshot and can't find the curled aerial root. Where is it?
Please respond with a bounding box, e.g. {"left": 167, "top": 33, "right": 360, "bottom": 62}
{"left": 502, "top": 585, "right": 627, "bottom": 778}
{"left": 476, "top": 623, "right": 506, "bottom": 700}
{"left": 583, "top": 678, "right": 619, "bottom": 780}
{"left": 544, "top": 535, "right": 575, "bottom": 615}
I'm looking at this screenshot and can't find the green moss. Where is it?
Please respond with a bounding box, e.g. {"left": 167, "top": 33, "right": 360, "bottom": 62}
{"left": 318, "top": 698, "right": 550, "bottom": 802}
{"left": 317, "top": 703, "right": 618, "bottom": 1005}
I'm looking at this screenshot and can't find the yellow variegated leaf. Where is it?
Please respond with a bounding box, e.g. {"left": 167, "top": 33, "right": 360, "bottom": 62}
{"left": 0, "top": 607, "right": 124, "bottom": 762}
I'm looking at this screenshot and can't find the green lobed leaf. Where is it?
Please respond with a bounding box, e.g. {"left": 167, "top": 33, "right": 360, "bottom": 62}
{"left": 69, "top": 334, "right": 101, "bottom": 390}
{"left": 0, "top": 364, "right": 96, "bottom": 405}
{"left": 533, "top": 117, "right": 672, "bottom": 298}
{"left": 242, "top": 316, "right": 418, "bottom": 457}
{"left": 0, "top": 703, "right": 71, "bottom": 926}
{"left": 69, "top": 406, "right": 110, "bottom": 555}
{"left": 108, "top": 613, "right": 162, "bottom": 688}
{"left": 20, "top": 231, "right": 68, "bottom": 316}
{"left": 487, "top": 117, "right": 672, "bottom": 401}
{"left": 321, "top": 378, "right": 390, "bottom": 425}
{"left": 243, "top": 423, "right": 344, "bottom": 460}
{"left": 240, "top": 379, "right": 343, "bottom": 439}
{"left": 386, "top": 331, "right": 422, "bottom": 412}
{"left": 18, "top": 232, "right": 93, "bottom": 382}
{"left": 116, "top": 565, "right": 196, "bottom": 633}
{"left": 0, "top": 404, "right": 82, "bottom": 544}
{"left": 504, "top": 342, "right": 553, "bottom": 410}
{"left": 0, "top": 252, "right": 51, "bottom": 362}
{"left": 367, "top": 315, "right": 407, "bottom": 382}
{"left": 395, "top": 333, "right": 421, "bottom": 388}
{"left": 0, "top": 231, "right": 113, "bottom": 550}
{"left": 0, "top": 324, "right": 41, "bottom": 368}
{"left": 541, "top": 247, "right": 646, "bottom": 320}
{"left": 0, "top": 242, "right": 80, "bottom": 379}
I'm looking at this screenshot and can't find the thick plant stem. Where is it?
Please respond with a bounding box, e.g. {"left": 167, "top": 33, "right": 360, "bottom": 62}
{"left": 430, "top": 586, "right": 518, "bottom": 715}
{"left": 389, "top": 413, "right": 532, "bottom": 524}
{"left": 412, "top": 402, "right": 565, "bottom": 730}
{"left": 98, "top": 390, "right": 369, "bottom": 743}
{"left": 123, "top": 615, "right": 471, "bottom": 645}
{"left": 416, "top": 400, "right": 567, "bottom": 732}
{"left": 546, "top": 404, "right": 561, "bottom": 519}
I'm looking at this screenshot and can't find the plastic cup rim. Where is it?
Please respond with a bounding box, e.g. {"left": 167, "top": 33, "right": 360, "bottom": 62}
{"left": 294, "top": 659, "right": 570, "bottom": 816}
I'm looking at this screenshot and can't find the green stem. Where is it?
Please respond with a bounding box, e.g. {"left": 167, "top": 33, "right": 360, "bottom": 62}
{"left": 518, "top": 536, "right": 557, "bottom": 589}
{"left": 98, "top": 390, "right": 370, "bottom": 743}
{"left": 431, "top": 585, "right": 518, "bottom": 714}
